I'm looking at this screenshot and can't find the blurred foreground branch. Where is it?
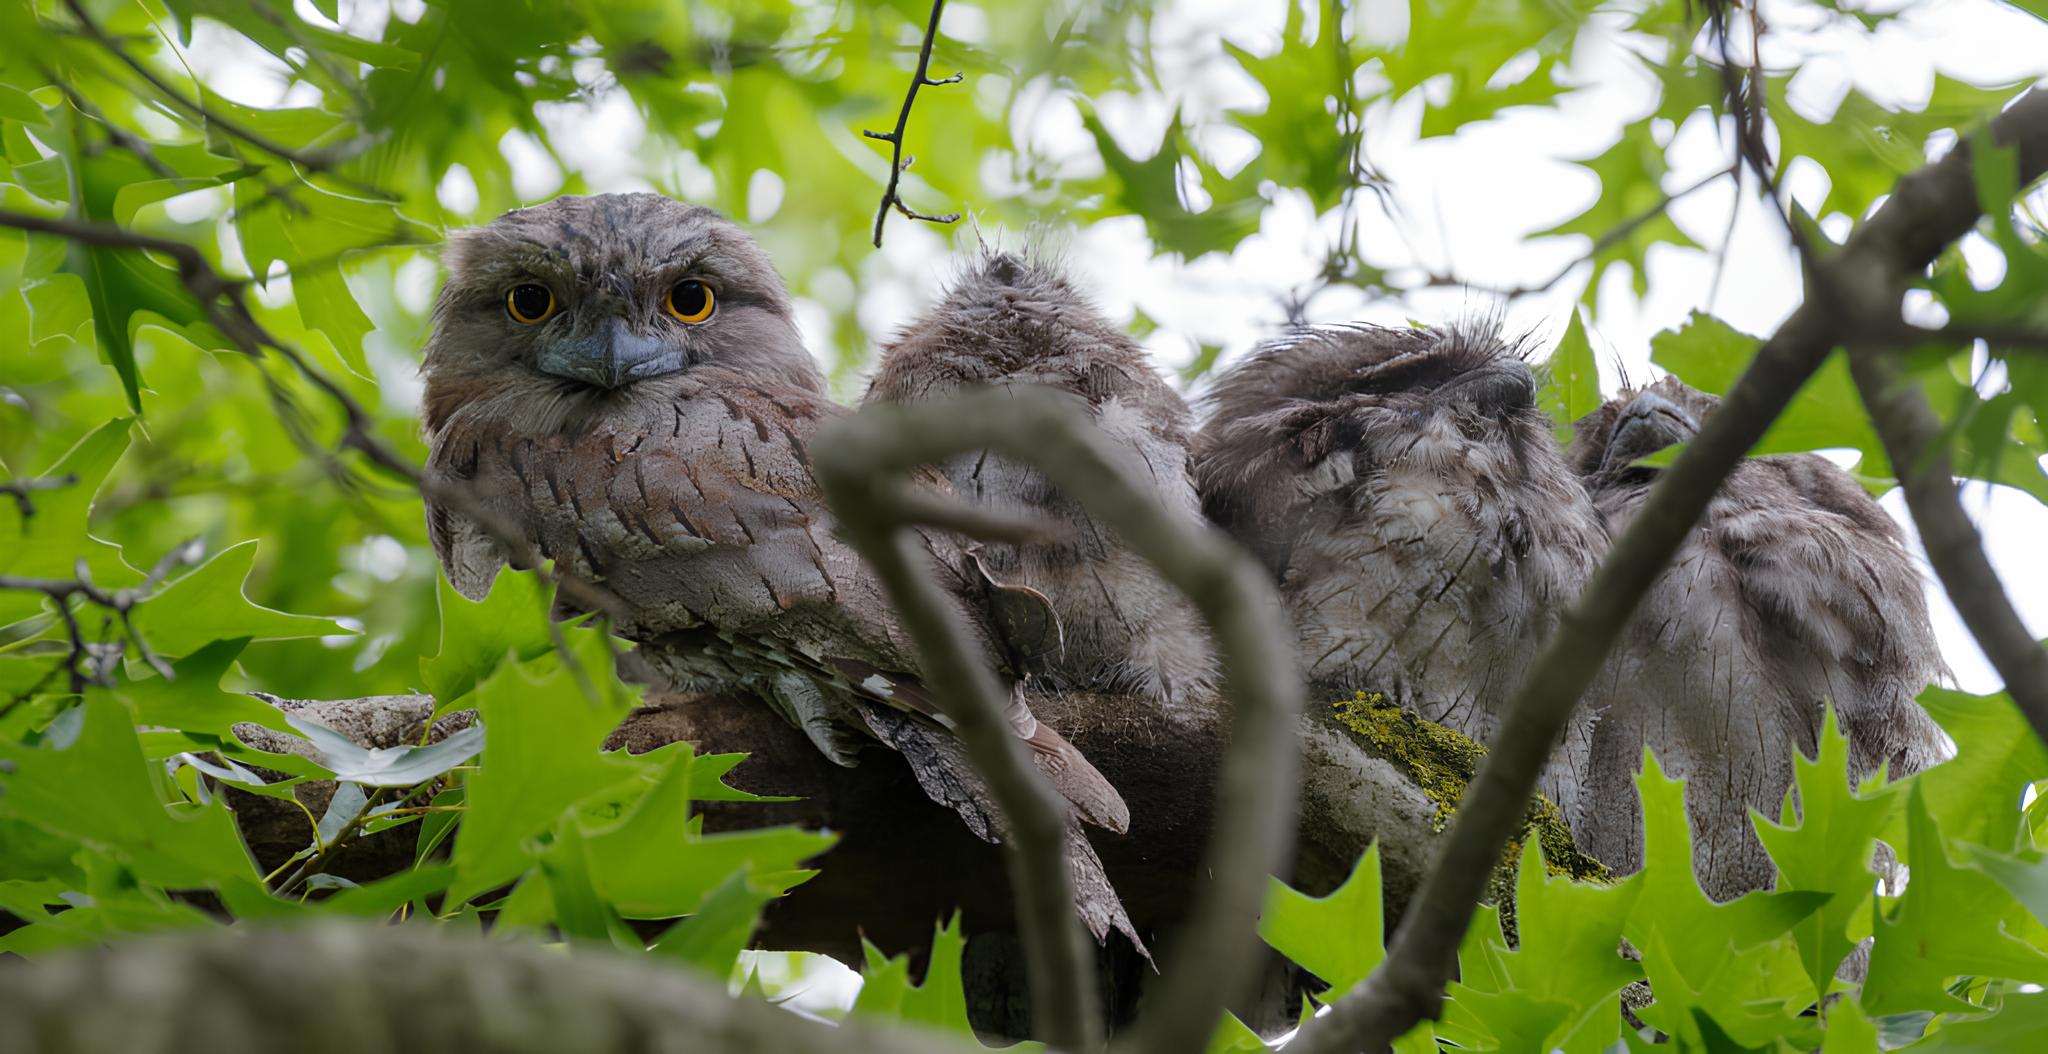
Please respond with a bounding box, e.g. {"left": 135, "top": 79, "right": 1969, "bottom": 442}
{"left": 0, "top": 922, "right": 969, "bottom": 1054}
{"left": 1287, "top": 87, "right": 2048, "bottom": 1054}
{"left": 812, "top": 390, "right": 1304, "bottom": 1054}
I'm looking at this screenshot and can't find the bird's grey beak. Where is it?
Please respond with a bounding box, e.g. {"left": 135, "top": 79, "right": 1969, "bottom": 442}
{"left": 537, "top": 317, "right": 686, "bottom": 389}
{"left": 1605, "top": 389, "right": 1699, "bottom": 471}
{"left": 1441, "top": 359, "right": 1536, "bottom": 416}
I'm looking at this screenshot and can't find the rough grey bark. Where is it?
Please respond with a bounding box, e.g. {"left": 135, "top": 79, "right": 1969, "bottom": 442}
{"left": 0, "top": 922, "right": 970, "bottom": 1054}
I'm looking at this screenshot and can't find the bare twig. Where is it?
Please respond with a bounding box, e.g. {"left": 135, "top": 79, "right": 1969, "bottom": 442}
{"left": 1, "top": 474, "right": 78, "bottom": 518}
{"left": 864, "top": 0, "right": 963, "bottom": 247}
{"left": 1284, "top": 87, "right": 2048, "bottom": 1054}
{"left": 0, "top": 541, "right": 203, "bottom": 693}
{"left": 1850, "top": 349, "right": 2048, "bottom": 741}
{"left": 813, "top": 390, "right": 1304, "bottom": 1054}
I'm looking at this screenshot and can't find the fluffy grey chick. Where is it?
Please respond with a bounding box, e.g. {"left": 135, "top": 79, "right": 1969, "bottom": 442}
{"left": 1195, "top": 322, "right": 1610, "bottom": 818}
{"left": 863, "top": 250, "right": 1215, "bottom": 705}
{"left": 1569, "top": 376, "right": 1949, "bottom": 899}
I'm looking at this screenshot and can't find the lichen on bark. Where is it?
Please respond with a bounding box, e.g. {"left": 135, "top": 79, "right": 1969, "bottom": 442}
{"left": 1327, "top": 691, "right": 1609, "bottom": 887}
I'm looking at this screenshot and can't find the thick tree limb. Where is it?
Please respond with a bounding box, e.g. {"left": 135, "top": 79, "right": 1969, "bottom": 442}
{"left": 1849, "top": 350, "right": 2048, "bottom": 741}
{"left": 226, "top": 685, "right": 1531, "bottom": 1032}
{"left": 811, "top": 390, "right": 1304, "bottom": 1054}
{"left": 0, "top": 921, "right": 970, "bottom": 1054}
{"left": 1286, "top": 88, "right": 2048, "bottom": 1054}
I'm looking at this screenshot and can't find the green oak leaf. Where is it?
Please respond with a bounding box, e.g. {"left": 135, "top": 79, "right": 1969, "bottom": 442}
{"left": 1913, "top": 685, "right": 2048, "bottom": 852}
{"left": 851, "top": 913, "right": 992, "bottom": 1043}
{"left": 1536, "top": 307, "right": 1603, "bottom": 443}
{"left": 579, "top": 742, "right": 831, "bottom": 918}
{"left": 126, "top": 540, "right": 348, "bottom": 657}
{"left": 419, "top": 566, "right": 560, "bottom": 708}
{"left": 445, "top": 631, "right": 643, "bottom": 905}
{"left": 1623, "top": 751, "right": 1829, "bottom": 1049}
{"left": 0, "top": 695, "right": 255, "bottom": 888}
{"left": 1649, "top": 311, "right": 1887, "bottom": 475}
{"left": 1754, "top": 706, "right": 1903, "bottom": 998}
{"left": 1863, "top": 785, "right": 2048, "bottom": 1016}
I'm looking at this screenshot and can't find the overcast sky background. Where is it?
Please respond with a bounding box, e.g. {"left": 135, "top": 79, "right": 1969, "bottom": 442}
{"left": 185, "top": 0, "right": 2048, "bottom": 1007}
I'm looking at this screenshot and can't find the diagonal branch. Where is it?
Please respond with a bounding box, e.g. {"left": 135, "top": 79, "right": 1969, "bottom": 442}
{"left": 0, "top": 207, "right": 631, "bottom": 627}
{"left": 1849, "top": 349, "right": 2048, "bottom": 742}
{"left": 813, "top": 390, "right": 1304, "bottom": 1054}
{"left": 1284, "top": 86, "right": 2048, "bottom": 1054}
{"left": 863, "top": 0, "right": 964, "bottom": 248}
{"left": 57, "top": 0, "right": 380, "bottom": 191}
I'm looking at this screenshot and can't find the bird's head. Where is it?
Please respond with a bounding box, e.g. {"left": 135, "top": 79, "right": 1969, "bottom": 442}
{"left": 421, "top": 193, "right": 821, "bottom": 433}
{"left": 1569, "top": 376, "right": 1719, "bottom": 482}
{"left": 1196, "top": 322, "right": 1562, "bottom": 568}
{"left": 867, "top": 247, "right": 1166, "bottom": 405}
{"left": 1199, "top": 321, "right": 1546, "bottom": 477}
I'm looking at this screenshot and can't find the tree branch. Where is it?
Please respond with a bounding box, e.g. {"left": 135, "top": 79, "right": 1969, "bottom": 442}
{"left": 0, "top": 922, "right": 974, "bottom": 1054}
{"left": 823, "top": 491, "right": 1101, "bottom": 1050}
{"left": 57, "top": 0, "right": 380, "bottom": 191}
{"left": 1285, "top": 86, "right": 2048, "bottom": 1054}
{"left": 0, "top": 540, "right": 203, "bottom": 694}
{"left": 864, "top": 0, "right": 964, "bottom": 248}
{"left": 812, "top": 390, "right": 1304, "bottom": 1054}
{"left": 1849, "top": 349, "right": 2048, "bottom": 742}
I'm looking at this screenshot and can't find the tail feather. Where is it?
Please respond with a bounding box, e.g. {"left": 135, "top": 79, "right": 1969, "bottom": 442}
{"left": 862, "top": 705, "right": 1146, "bottom": 957}
{"left": 1024, "top": 722, "right": 1131, "bottom": 835}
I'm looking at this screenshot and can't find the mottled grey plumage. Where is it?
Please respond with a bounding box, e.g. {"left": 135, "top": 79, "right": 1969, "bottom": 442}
{"left": 863, "top": 250, "right": 1214, "bottom": 704}
{"left": 1569, "top": 376, "right": 1948, "bottom": 898}
{"left": 1194, "top": 323, "right": 1607, "bottom": 816}
{"left": 418, "top": 194, "right": 1137, "bottom": 943}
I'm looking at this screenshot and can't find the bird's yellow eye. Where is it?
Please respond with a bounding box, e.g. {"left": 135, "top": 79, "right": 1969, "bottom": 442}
{"left": 506, "top": 284, "right": 556, "bottom": 324}
{"left": 666, "top": 279, "right": 715, "bottom": 324}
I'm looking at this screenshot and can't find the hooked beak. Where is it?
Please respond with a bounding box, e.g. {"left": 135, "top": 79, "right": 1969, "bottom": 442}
{"left": 1605, "top": 389, "right": 1699, "bottom": 472}
{"left": 536, "top": 317, "right": 687, "bottom": 390}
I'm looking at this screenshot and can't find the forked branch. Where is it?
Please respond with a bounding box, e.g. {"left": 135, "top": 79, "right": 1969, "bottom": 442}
{"left": 1849, "top": 349, "right": 2048, "bottom": 743}
{"left": 864, "top": 0, "right": 964, "bottom": 247}
{"left": 0, "top": 539, "right": 203, "bottom": 695}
